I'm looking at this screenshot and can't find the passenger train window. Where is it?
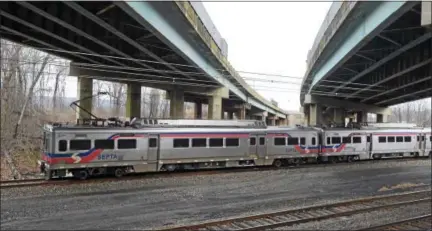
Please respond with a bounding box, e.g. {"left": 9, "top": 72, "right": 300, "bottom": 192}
{"left": 226, "top": 138, "right": 239, "bottom": 147}
{"left": 342, "top": 137, "right": 351, "bottom": 144}
{"left": 174, "top": 139, "right": 189, "bottom": 148}
{"left": 192, "top": 138, "right": 206, "bottom": 147}
{"left": 430, "top": 136, "right": 432, "bottom": 142}
{"left": 118, "top": 139, "right": 137, "bottom": 149}
{"left": 58, "top": 140, "right": 67, "bottom": 152}
{"left": 387, "top": 136, "right": 395, "bottom": 143}
{"left": 149, "top": 138, "right": 157, "bottom": 148}
{"left": 287, "top": 137, "right": 298, "bottom": 145}
{"left": 312, "top": 137, "right": 316, "bottom": 145}
{"left": 95, "top": 140, "right": 114, "bottom": 149}
{"left": 396, "top": 137, "right": 403, "bottom": 143}
{"left": 326, "top": 137, "right": 330, "bottom": 145}
{"left": 209, "top": 138, "right": 223, "bottom": 147}
{"left": 404, "top": 136, "right": 412, "bottom": 142}
{"left": 417, "top": 136, "right": 420, "bottom": 141}
{"left": 422, "top": 136, "right": 425, "bottom": 141}
{"left": 367, "top": 136, "right": 371, "bottom": 142}
{"left": 331, "top": 137, "right": 341, "bottom": 144}
{"left": 353, "top": 137, "right": 361, "bottom": 143}
{"left": 250, "top": 137, "right": 256, "bottom": 146}
{"left": 70, "top": 139, "right": 91, "bottom": 150}
{"left": 274, "top": 137, "right": 286, "bottom": 146}
{"left": 259, "top": 137, "right": 265, "bottom": 145}
{"left": 300, "top": 137, "right": 306, "bottom": 145}
{"left": 378, "top": 137, "right": 386, "bottom": 143}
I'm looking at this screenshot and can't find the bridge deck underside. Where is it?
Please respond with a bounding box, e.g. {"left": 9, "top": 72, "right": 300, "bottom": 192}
{"left": 0, "top": 1, "right": 224, "bottom": 92}
{"left": 312, "top": 2, "right": 431, "bottom": 107}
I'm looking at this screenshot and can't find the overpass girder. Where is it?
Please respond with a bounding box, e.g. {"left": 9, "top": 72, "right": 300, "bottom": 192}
{"left": 117, "top": 1, "right": 287, "bottom": 118}
{"left": 305, "top": 1, "right": 418, "bottom": 97}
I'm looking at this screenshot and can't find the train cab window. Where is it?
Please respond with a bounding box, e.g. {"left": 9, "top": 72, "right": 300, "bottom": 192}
{"left": 287, "top": 137, "right": 299, "bottom": 145}
{"left": 173, "top": 139, "right": 189, "bottom": 148}
{"left": 192, "top": 138, "right": 206, "bottom": 147}
{"left": 209, "top": 138, "right": 223, "bottom": 147}
{"left": 404, "top": 136, "right": 412, "bottom": 142}
{"left": 250, "top": 137, "right": 256, "bottom": 146}
{"left": 331, "top": 137, "right": 341, "bottom": 144}
{"left": 70, "top": 139, "right": 91, "bottom": 150}
{"left": 226, "top": 138, "right": 239, "bottom": 147}
{"left": 118, "top": 139, "right": 137, "bottom": 149}
{"left": 387, "top": 136, "right": 395, "bottom": 143}
{"left": 396, "top": 137, "right": 403, "bottom": 143}
{"left": 58, "top": 140, "right": 67, "bottom": 152}
{"left": 378, "top": 137, "right": 386, "bottom": 143}
{"left": 353, "top": 137, "right": 362, "bottom": 143}
{"left": 274, "top": 137, "right": 286, "bottom": 146}
{"left": 95, "top": 140, "right": 114, "bottom": 149}
{"left": 259, "top": 137, "right": 265, "bottom": 145}
{"left": 312, "top": 137, "right": 316, "bottom": 145}
{"left": 327, "top": 137, "right": 330, "bottom": 145}
{"left": 342, "top": 137, "right": 351, "bottom": 144}
{"left": 300, "top": 137, "right": 306, "bottom": 145}
{"left": 149, "top": 138, "right": 158, "bottom": 148}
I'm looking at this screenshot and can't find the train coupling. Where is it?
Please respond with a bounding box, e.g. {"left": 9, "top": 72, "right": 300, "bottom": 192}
{"left": 37, "top": 160, "right": 48, "bottom": 173}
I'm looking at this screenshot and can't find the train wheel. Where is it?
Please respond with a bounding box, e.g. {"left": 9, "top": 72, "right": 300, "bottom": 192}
{"left": 273, "top": 159, "right": 282, "bottom": 168}
{"left": 330, "top": 157, "right": 337, "bottom": 164}
{"left": 114, "top": 168, "right": 125, "bottom": 178}
{"left": 73, "top": 170, "right": 89, "bottom": 180}
{"left": 347, "top": 156, "right": 354, "bottom": 163}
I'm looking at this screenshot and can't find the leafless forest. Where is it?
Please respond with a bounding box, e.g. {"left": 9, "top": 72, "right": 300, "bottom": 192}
{"left": 1, "top": 40, "right": 431, "bottom": 180}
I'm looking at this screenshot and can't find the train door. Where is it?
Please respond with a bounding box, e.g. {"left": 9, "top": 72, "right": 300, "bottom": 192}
{"left": 257, "top": 135, "right": 267, "bottom": 158}
{"left": 249, "top": 135, "right": 266, "bottom": 159}
{"left": 147, "top": 135, "right": 159, "bottom": 165}
{"left": 418, "top": 133, "right": 426, "bottom": 155}
{"left": 366, "top": 134, "right": 372, "bottom": 154}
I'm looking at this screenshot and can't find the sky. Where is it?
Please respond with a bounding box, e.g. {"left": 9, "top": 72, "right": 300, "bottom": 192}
{"left": 64, "top": 2, "right": 332, "bottom": 112}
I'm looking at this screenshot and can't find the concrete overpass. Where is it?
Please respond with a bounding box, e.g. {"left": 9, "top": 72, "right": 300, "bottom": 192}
{"left": 0, "top": 1, "right": 289, "bottom": 125}
{"left": 301, "top": 1, "right": 431, "bottom": 126}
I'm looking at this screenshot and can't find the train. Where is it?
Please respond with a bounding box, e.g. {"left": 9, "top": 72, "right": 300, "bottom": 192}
{"left": 39, "top": 118, "right": 432, "bottom": 180}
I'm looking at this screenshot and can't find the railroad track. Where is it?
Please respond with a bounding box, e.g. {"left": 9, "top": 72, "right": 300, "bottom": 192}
{"left": 158, "top": 190, "right": 431, "bottom": 231}
{"left": 0, "top": 157, "right": 427, "bottom": 189}
{"left": 0, "top": 178, "right": 46, "bottom": 188}
{"left": 359, "top": 214, "right": 431, "bottom": 230}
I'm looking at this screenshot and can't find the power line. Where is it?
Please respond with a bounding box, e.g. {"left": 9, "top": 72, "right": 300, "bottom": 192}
{"left": 0, "top": 43, "right": 303, "bottom": 79}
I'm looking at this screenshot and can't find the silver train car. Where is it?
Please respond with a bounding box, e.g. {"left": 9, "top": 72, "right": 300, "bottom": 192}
{"left": 39, "top": 119, "right": 431, "bottom": 180}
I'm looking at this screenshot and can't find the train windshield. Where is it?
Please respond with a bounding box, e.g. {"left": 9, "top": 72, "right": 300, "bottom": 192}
{"left": 43, "top": 131, "right": 51, "bottom": 152}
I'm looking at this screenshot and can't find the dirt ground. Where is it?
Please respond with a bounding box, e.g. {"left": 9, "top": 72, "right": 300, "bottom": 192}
{"left": 1, "top": 153, "right": 39, "bottom": 181}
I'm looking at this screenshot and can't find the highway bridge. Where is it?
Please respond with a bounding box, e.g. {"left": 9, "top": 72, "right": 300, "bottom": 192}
{"left": 0, "top": 1, "right": 289, "bottom": 125}
{"left": 301, "top": 1, "right": 431, "bottom": 126}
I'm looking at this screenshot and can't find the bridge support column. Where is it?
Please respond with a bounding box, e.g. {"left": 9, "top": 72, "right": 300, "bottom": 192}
{"left": 76, "top": 77, "right": 93, "bottom": 119}
{"left": 126, "top": 83, "right": 141, "bottom": 120}
{"left": 421, "top": 0, "right": 431, "bottom": 27}
{"left": 237, "top": 108, "right": 246, "bottom": 120}
{"left": 208, "top": 96, "right": 222, "bottom": 119}
{"left": 356, "top": 111, "right": 367, "bottom": 123}
{"left": 376, "top": 113, "right": 388, "bottom": 123}
{"left": 268, "top": 116, "right": 276, "bottom": 126}
{"left": 333, "top": 108, "right": 345, "bottom": 125}
{"left": 208, "top": 88, "right": 228, "bottom": 120}
{"left": 169, "top": 89, "right": 184, "bottom": 119}
{"left": 308, "top": 104, "right": 323, "bottom": 126}
{"left": 194, "top": 100, "right": 202, "bottom": 119}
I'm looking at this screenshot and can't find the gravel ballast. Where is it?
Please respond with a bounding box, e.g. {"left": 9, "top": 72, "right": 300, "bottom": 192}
{"left": 1, "top": 159, "right": 431, "bottom": 230}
